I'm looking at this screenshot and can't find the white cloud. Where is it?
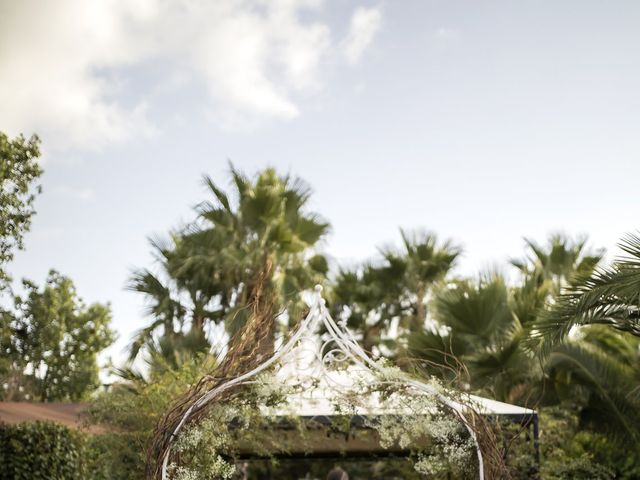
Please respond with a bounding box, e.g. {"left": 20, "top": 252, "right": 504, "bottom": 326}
{"left": 0, "top": 1, "right": 157, "bottom": 151}
{"left": 342, "top": 6, "right": 383, "bottom": 65}
{"left": 0, "top": 0, "right": 381, "bottom": 151}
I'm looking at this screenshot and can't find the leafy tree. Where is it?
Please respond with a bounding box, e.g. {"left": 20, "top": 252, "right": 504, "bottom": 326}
{"left": 0, "top": 132, "right": 42, "bottom": 285}
{"left": 129, "top": 165, "right": 329, "bottom": 361}
{"left": 511, "top": 234, "right": 603, "bottom": 296}
{"left": 387, "top": 230, "right": 461, "bottom": 334}
{"left": 87, "top": 355, "right": 215, "bottom": 480}
{"left": 1, "top": 270, "right": 115, "bottom": 401}
{"left": 330, "top": 230, "right": 459, "bottom": 357}
{"left": 532, "top": 233, "right": 640, "bottom": 351}
{"left": 330, "top": 260, "right": 405, "bottom": 355}
{"left": 409, "top": 274, "right": 539, "bottom": 403}
{"left": 408, "top": 234, "right": 604, "bottom": 405}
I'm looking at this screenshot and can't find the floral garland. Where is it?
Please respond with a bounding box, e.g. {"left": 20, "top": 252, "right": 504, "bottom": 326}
{"left": 166, "top": 371, "right": 476, "bottom": 479}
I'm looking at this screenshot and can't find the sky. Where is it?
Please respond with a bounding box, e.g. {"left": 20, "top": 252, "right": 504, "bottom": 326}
{"left": 1, "top": 0, "right": 639, "bottom": 364}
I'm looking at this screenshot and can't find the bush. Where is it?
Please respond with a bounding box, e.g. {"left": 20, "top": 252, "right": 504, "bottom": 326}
{"left": 83, "top": 432, "right": 145, "bottom": 480}
{"left": 0, "top": 421, "right": 84, "bottom": 480}
{"left": 85, "top": 355, "right": 215, "bottom": 479}
{"left": 544, "top": 455, "right": 615, "bottom": 480}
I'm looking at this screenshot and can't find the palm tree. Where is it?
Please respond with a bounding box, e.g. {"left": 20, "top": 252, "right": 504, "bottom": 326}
{"left": 129, "top": 165, "right": 329, "bottom": 361}
{"left": 329, "top": 229, "right": 459, "bottom": 358}
{"left": 523, "top": 233, "right": 640, "bottom": 449}
{"left": 127, "top": 236, "right": 221, "bottom": 361}
{"left": 408, "top": 274, "right": 540, "bottom": 404}
{"left": 543, "top": 325, "right": 640, "bottom": 446}
{"left": 385, "top": 230, "right": 461, "bottom": 334}
{"left": 511, "top": 234, "right": 603, "bottom": 296}
{"left": 194, "top": 166, "right": 329, "bottom": 355}
{"left": 409, "top": 234, "right": 604, "bottom": 405}
{"left": 531, "top": 233, "right": 640, "bottom": 352}
{"left": 115, "top": 332, "right": 214, "bottom": 385}
{"left": 330, "top": 261, "right": 405, "bottom": 355}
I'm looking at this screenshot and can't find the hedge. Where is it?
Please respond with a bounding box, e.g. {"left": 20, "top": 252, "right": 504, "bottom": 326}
{"left": 0, "top": 421, "right": 84, "bottom": 480}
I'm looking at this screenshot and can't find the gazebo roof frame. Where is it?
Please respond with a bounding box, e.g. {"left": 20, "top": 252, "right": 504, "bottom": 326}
{"left": 161, "top": 286, "right": 538, "bottom": 479}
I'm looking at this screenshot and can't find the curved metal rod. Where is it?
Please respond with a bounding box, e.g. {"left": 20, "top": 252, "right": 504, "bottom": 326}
{"left": 318, "top": 299, "right": 485, "bottom": 479}
{"left": 161, "top": 295, "right": 324, "bottom": 477}
{"left": 160, "top": 286, "right": 485, "bottom": 479}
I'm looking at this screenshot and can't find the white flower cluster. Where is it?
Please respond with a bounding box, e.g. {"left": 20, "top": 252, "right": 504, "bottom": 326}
{"left": 168, "top": 406, "right": 239, "bottom": 480}
{"left": 168, "top": 457, "right": 236, "bottom": 480}
{"left": 252, "top": 372, "right": 296, "bottom": 405}
{"left": 372, "top": 391, "right": 474, "bottom": 477}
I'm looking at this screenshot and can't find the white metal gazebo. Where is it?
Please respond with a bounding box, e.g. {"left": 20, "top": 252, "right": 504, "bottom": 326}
{"left": 161, "top": 286, "right": 538, "bottom": 479}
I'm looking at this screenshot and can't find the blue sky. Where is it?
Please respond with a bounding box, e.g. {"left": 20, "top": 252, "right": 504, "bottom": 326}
{"left": 2, "top": 0, "right": 639, "bottom": 363}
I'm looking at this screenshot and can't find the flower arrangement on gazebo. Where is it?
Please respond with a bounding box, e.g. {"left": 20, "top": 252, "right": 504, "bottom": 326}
{"left": 148, "top": 286, "right": 536, "bottom": 479}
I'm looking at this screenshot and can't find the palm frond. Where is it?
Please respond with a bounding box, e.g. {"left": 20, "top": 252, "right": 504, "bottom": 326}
{"left": 530, "top": 233, "right": 640, "bottom": 355}
{"left": 546, "top": 341, "right": 640, "bottom": 443}
{"left": 202, "top": 174, "right": 232, "bottom": 213}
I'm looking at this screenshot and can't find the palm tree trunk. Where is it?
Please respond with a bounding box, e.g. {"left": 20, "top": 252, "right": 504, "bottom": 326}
{"left": 411, "top": 284, "right": 427, "bottom": 333}
{"left": 251, "top": 255, "right": 276, "bottom": 361}
{"left": 226, "top": 254, "right": 276, "bottom": 371}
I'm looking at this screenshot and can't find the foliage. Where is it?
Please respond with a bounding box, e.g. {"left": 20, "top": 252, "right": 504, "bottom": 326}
{"left": 86, "top": 354, "right": 216, "bottom": 479}
{"left": 0, "top": 132, "right": 42, "bottom": 285}
{"left": 532, "top": 233, "right": 640, "bottom": 352}
{"left": 0, "top": 270, "right": 114, "bottom": 401}
{"left": 409, "top": 274, "right": 538, "bottom": 404}
{"left": 330, "top": 260, "right": 404, "bottom": 355}
{"left": 0, "top": 133, "right": 114, "bottom": 403}
{"left": 535, "top": 407, "right": 621, "bottom": 480}
{"left": 0, "top": 421, "right": 84, "bottom": 480}
{"left": 162, "top": 365, "right": 482, "bottom": 480}
{"left": 72, "top": 152, "right": 637, "bottom": 480}
{"left": 408, "top": 235, "right": 604, "bottom": 406}
{"left": 129, "top": 165, "right": 329, "bottom": 361}
{"left": 367, "top": 233, "right": 640, "bottom": 476}
{"left": 372, "top": 396, "right": 475, "bottom": 478}
{"left": 511, "top": 234, "right": 603, "bottom": 296}
{"left": 139, "top": 229, "right": 637, "bottom": 478}
{"left": 330, "top": 229, "right": 460, "bottom": 356}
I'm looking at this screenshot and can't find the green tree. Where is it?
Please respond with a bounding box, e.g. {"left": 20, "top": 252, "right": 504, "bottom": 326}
{"left": 330, "top": 260, "right": 405, "bottom": 355}
{"left": 408, "top": 234, "right": 604, "bottom": 404}
{"left": 407, "top": 234, "right": 640, "bottom": 475}
{"left": 87, "top": 355, "right": 215, "bottom": 480}
{"left": 330, "top": 230, "right": 459, "bottom": 357}
{"left": 532, "top": 233, "right": 640, "bottom": 350}
{"left": 409, "top": 274, "right": 539, "bottom": 403}
{"left": 126, "top": 238, "right": 204, "bottom": 361}
{"left": 523, "top": 233, "right": 640, "bottom": 466}
{"left": 3, "top": 270, "right": 115, "bottom": 401}
{"left": 0, "top": 132, "right": 42, "bottom": 285}
{"left": 388, "top": 230, "right": 461, "bottom": 334}
{"left": 543, "top": 326, "right": 640, "bottom": 443}
{"left": 129, "top": 165, "right": 329, "bottom": 361}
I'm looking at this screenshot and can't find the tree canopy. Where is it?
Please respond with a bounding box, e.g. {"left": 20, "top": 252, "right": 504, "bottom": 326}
{"left": 0, "top": 133, "right": 42, "bottom": 285}
{"left": 0, "top": 142, "right": 635, "bottom": 477}
{"left": 129, "top": 165, "right": 329, "bottom": 363}
{"left": 1, "top": 270, "right": 115, "bottom": 401}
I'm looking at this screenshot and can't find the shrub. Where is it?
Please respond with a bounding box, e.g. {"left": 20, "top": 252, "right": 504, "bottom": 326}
{"left": 0, "top": 421, "right": 84, "bottom": 480}
{"left": 85, "top": 355, "right": 215, "bottom": 479}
